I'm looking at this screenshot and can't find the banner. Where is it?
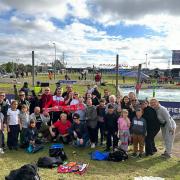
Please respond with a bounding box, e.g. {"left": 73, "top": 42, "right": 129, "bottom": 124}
{"left": 160, "top": 101, "right": 180, "bottom": 120}
{"left": 172, "top": 50, "right": 180, "bottom": 65}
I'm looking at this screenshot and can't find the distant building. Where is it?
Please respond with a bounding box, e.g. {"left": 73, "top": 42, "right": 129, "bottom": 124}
{"left": 171, "top": 68, "right": 180, "bottom": 79}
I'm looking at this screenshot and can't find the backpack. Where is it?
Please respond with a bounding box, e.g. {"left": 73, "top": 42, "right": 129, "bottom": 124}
{"left": 5, "top": 164, "right": 40, "bottom": 180}
{"left": 37, "top": 156, "right": 63, "bottom": 168}
{"left": 108, "top": 148, "right": 128, "bottom": 162}
{"left": 49, "top": 144, "right": 67, "bottom": 161}
{"left": 91, "top": 151, "right": 109, "bottom": 161}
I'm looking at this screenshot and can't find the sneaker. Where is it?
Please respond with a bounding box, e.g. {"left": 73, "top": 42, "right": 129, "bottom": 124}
{"left": 91, "top": 143, "right": 95, "bottom": 149}
{"left": 131, "top": 153, "right": 138, "bottom": 157}
{"left": 161, "top": 153, "right": 172, "bottom": 158}
{"left": 0, "top": 148, "right": 4, "bottom": 154}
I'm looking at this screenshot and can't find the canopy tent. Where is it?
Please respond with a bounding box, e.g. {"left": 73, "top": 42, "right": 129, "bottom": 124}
{"left": 121, "top": 71, "right": 150, "bottom": 79}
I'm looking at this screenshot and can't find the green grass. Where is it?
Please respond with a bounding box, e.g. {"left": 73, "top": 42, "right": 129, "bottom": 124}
{"left": 1, "top": 74, "right": 180, "bottom": 179}
{"left": 1, "top": 141, "right": 180, "bottom": 180}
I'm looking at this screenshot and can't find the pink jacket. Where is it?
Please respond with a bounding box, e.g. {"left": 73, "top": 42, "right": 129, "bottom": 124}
{"left": 117, "top": 117, "right": 130, "bottom": 131}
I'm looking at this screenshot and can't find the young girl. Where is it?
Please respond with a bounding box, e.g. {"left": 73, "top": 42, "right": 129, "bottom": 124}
{"left": 7, "top": 100, "right": 20, "bottom": 150}
{"left": 19, "top": 104, "right": 30, "bottom": 147}
{"left": 117, "top": 109, "right": 131, "bottom": 152}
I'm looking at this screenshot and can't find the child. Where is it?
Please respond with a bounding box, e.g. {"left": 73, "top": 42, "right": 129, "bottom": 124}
{"left": 104, "top": 104, "right": 119, "bottom": 151}
{"left": 85, "top": 98, "right": 98, "bottom": 148}
{"left": 117, "top": 109, "right": 131, "bottom": 152}
{"left": 19, "top": 104, "right": 30, "bottom": 147}
{"left": 24, "top": 119, "right": 39, "bottom": 147}
{"left": 69, "top": 113, "right": 90, "bottom": 147}
{"left": 131, "top": 108, "right": 147, "bottom": 158}
{"left": 0, "top": 112, "right": 4, "bottom": 154}
{"left": 7, "top": 100, "right": 20, "bottom": 150}
{"left": 96, "top": 98, "right": 106, "bottom": 145}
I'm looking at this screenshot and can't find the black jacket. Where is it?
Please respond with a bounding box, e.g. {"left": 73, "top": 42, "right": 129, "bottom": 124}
{"left": 104, "top": 113, "right": 118, "bottom": 132}
{"left": 25, "top": 127, "right": 38, "bottom": 144}
{"left": 69, "top": 122, "right": 89, "bottom": 139}
{"left": 142, "top": 106, "right": 160, "bottom": 133}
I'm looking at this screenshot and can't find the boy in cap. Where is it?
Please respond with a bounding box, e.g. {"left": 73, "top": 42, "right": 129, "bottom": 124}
{"left": 104, "top": 104, "right": 119, "bottom": 151}
{"left": 131, "top": 108, "right": 147, "bottom": 157}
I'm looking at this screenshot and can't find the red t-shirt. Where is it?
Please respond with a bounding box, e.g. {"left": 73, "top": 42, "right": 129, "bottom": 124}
{"left": 53, "top": 120, "right": 71, "bottom": 135}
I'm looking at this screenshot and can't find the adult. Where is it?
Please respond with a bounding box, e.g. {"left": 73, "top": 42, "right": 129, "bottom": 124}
{"left": 69, "top": 113, "right": 89, "bottom": 147}
{"left": 49, "top": 113, "right": 71, "bottom": 144}
{"left": 105, "top": 95, "right": 118, "bottom": 113}
{"left": 95, "top": 72, "right": 101, "bottom": 85}
{"left": 20, "top": 82, "right": 30, "bottom": 98}
{"left": 102, "top": 89, "right": 110, "bottom": 104}
{"left": 30, "top": 107, "right": 50, "bottom": 139}
{"left": 0, "top": 92, "right": 9, "bottom": 148}
{"left": 140, "top": 100, "right": 160, "bottom": 156}
{"left": 150, "top": 98, "right": 176, "bottom": 158}
{"left": 85, "top": 98, "right": 98, "bottom": 148}
{"left": 34, "top": 81, "right": 42, "bottom": 96}
{"left": 50, "top": 87, "right": 65, "bottom": 123}
{"left": 74, "top": 96, "right": 86, "bottom": 122}
{"left": 29, "top": 92, "right": 43, "bottom": 114}
{"left": 62, "top": 84, "right": 73, "bottom": 99}
{"left": 17, "top": 91, "right": 30, "bottom": 110}
{"left": 92, "top": 85, "right": 101, "bottom": 100}
{"left": 41, "top": 87, "right": 53, "bottom": 109}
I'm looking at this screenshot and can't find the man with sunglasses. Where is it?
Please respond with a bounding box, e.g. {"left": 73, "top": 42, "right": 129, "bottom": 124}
{"left": 69, "top": 113, "right": 90, "bottom": 147}
{"left": 17, "top": 91, "right": 30, "bottom": 110}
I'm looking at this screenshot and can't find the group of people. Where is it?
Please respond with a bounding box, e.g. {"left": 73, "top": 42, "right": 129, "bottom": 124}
{"left": 0, "top": 82, "right": 176, "bottom": 159}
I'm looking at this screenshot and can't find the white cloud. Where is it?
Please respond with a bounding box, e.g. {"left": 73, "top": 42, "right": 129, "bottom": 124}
{"left": 10, "top": 16, "right": 56, "bottom": 32}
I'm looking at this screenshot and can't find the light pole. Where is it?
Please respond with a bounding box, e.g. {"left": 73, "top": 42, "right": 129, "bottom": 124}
{"left": 53, "top": 42, "right": 56, "bottom": 80}
{"left": 145, "top": 53, "right": 148, "bottom": 69}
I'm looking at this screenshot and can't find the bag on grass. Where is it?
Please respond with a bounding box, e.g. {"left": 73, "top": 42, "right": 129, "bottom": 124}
{"left": 27, "top": 144, "right": 44, "bottom": 153}
{"left": 49, "top": 144, "right": 67, "bottom": 161}
{"left": 5, "top": 164, "right": 40, "bottom": 180}
{"left": 37, "top": 156, "right": 63, "bottom": 168}
{"left": 91, "top": 150, "right": 109, "bottom": 161}
{"left": 108, "top": 148, "right": 128, "bottom": 162}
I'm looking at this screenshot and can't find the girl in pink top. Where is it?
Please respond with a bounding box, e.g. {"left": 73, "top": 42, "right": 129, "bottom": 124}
{"left": 117, "top": 109, "right": 131, "bottom": 152}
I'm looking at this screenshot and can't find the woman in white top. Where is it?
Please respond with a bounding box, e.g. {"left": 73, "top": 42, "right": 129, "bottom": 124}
{"left": 7, "top": 100, "right": 20, "bottom": 150}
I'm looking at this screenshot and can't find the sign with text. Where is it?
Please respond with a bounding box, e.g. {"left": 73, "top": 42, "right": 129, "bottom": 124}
{"left": 160, "top": 101, "right": 180, "bottom": 120}
{"left": 172, "top": 50, "right": 180, "bottom": 65}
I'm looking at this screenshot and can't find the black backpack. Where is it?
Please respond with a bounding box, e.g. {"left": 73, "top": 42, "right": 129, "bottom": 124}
{"left": 108, "top": 148, "right": 128, "bottom": 162}
{"left": 5, "top": 164, "right": 40, "bottom": 180}
{"left": 49, "top": 144, "right": 67, "bottom": 161}
{"left": 37, "top": 156, "right": 63, "bottom": 168}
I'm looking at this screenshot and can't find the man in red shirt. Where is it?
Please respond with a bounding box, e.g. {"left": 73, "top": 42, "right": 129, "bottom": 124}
{"left": 49, "top": 113, "right": 71, "bottom": 144}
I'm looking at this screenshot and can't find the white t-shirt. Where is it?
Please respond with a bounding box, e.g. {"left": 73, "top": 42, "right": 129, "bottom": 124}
{"left": 70, "top": 99, "right": 79, "bottom": 105}
{"left": 7, "top": 108, "right": 20, "bottom": 125}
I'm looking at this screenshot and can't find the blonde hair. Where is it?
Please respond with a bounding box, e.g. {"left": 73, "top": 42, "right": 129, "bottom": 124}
{"left": 60, "top": 113, "right": 67, "bottom": 119}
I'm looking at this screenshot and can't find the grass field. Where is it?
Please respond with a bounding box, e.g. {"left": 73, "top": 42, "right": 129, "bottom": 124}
{"left": 0, "top": 74, "right": 180, "bottom": 180}
{"left": 1, "top": 139, "right": 180, "bottom": 180}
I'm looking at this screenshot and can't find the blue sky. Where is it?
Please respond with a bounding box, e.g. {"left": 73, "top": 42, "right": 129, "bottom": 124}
{"left": 0, "top": 0, "right": 180, "bottom": 69}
